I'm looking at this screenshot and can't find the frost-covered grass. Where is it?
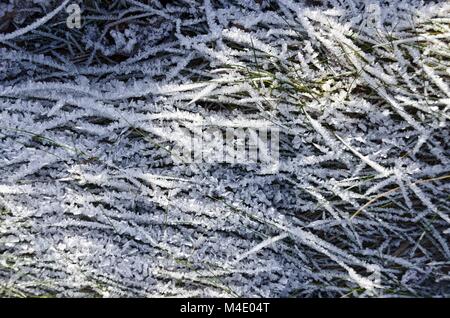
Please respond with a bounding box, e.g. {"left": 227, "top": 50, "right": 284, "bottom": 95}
{"left": 0, "top": 0, "right": 449, "bottom": 297}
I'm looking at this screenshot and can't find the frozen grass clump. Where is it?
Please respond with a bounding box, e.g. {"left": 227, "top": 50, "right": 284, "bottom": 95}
{"left": 0, "top": 0, "right": 449, "bottom": 297}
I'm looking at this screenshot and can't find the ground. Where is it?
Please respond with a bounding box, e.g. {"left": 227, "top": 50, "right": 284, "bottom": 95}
{"left": 0, "top": 0, "right": 449, "bottom": 297}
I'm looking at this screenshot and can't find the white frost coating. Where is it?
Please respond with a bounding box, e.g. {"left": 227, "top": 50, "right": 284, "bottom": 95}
{"left": 0, "top": 0, "right": 448, "bottom": 298}
{"left": 0, "top": 0, "right": 70, "bottom": 41}
{"left": 234, "top": 233, "right": 289, "bottom": 264}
